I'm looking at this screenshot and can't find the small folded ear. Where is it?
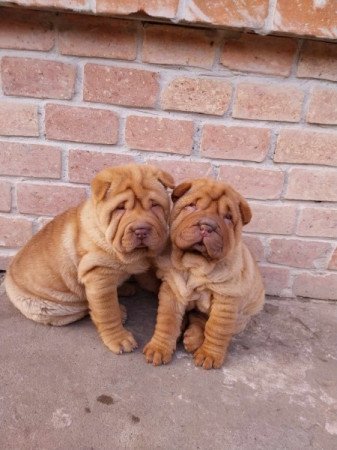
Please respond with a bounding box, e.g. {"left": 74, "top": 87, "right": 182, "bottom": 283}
{"left": 171, "top": 182, "right": 192, "bottom": 203}
{"left": 91, "top": 177, "right": 110, "bottom": 203}
{"left": 239, "top": 196, "right": 252, "bottom": 225}
{"left": 157, "top": 170, "right": 175, "bottom": 189}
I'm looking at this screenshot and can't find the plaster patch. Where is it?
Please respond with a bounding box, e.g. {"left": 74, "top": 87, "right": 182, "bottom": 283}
{"left": 51, "top": 408, "right": 72, "bottom": 429}
{"left": 325, "top": 421, "right": 337, "bottom": 435}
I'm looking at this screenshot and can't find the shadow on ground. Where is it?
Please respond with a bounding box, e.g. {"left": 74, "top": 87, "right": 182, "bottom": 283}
{"left": 1, "top": 274, "right": 336, "bottom": 449}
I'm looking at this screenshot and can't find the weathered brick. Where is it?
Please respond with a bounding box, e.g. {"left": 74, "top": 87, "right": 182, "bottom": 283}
{"left": 293, "top": 273, "right": 337, "bottom": 300}
{"left": 162, "top": 77, "right": 231, "bottom": 116}
{"left": 6, "top": 1, "right": 89, "bottom": 10}
{"left": 69, "top": 149, "right": 135, "bottom": 183}
{"left": 0, "top": 250, "right": 14, "bottom": 270}
{"left": 298, "top": 41, "right": 337, "bottom": 82}
{"left": 233, "top": 83, "right": 304, "bottom": 122}
{"left": 148, "top": 159, "right": 212, "bottom": 184}
{"left": 184, "top": 0, "right": 269, "bottom": 28}
{"left": 307, "top": 87, "right": 337, "bottom": 125}
{"left": 328, "top": 249, "right": 337, "bottom": 270}
{"left": 201, "top": 125, "right": 270, "bottom": 162}
{"left": 17, "top": 183, "right": 87, "bottom": 216}
{"left": 274, "top": 129, "right": 337, "bottom": 167}
{"left": 0, "top": 8, "right": 54, "bottom": 51}
{"left": 59, "top": 15, "right": 137, "bottom": 60}
{"left": 0, "top": 182, "right": 11, "bottom": 212}
{"left": 125, "top": 116, "right": 193, "bottom": 155}
{"left": 268, "top": 238, "right": 332, "bottom": 269}
{"left": 0, "top": 142, "right": 61, "bottom": 179}
{"left": 221, "top": 34, "right": 296, "bottom": 76}
{"left": 219, "top": 166, "right": 284, "bottom": 200}
{"left": 96, "top": 0, "right": 179, "bottom": 18}
{"left": 1, "top": 57, "right": 76, "bottom": 100}
{"left": 0, "top": 216, "right": 33, "bottom": 247}
{"left": 45, "top": 104, "right": 118, "bottom": 145}
{"left": 84, "top": 64, "right": 159, "bottom": 108}
{"left": 243, "top": 235, "right": 264, "bottom": 262}
{"left": 273, "top": 0, "right": 337, "bottom": 40}
{"left": 143, "top": 24, "right": 216, "bottom": 69}
{"left": 245, "top": 203, "right": 297, "bottom": 235}
{"left": 259, "top": 265, "right": 291, "bottom": 297}
{"left": 297, "top": 207, "right": 337, "bottom": 239}
{"left": 286, "top": 168, "right": 337, "bottom": 202}
{"left": 0, "top": 102, "right": 38, "bottom": 137}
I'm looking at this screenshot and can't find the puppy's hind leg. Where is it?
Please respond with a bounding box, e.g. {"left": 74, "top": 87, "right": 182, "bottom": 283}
{"left": 183, "top": 311, "right": 207, "bottom": 353}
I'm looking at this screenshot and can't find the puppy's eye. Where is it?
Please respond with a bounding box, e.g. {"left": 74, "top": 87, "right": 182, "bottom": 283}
{"left": 185, "top": 203, "right": 196, "bottom": 209}
{"left": 116, "top": 203, "right": 126, "bottom": 211}
{"left": 151, "top": 201, "right": 160, "bottom": 208}
{"left": 224, "top": 213, "right": 232, "bottom": 222}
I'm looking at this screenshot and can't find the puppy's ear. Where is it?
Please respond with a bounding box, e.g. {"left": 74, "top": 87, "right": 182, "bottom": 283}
{"left": 239, "top": 196, "right": 252, "bottom": 225}
{"left": 91, "top": 177, "right": 110, "bottom": 203}
{"left": 171, "top": 182, "right": 192, "bottom": 203}
{"left": 157, "top": 170, "right": 175, "bottom": 189}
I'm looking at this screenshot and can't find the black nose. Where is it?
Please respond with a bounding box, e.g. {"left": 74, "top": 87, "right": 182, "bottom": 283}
{"left": 134, "top": 226, "right": 151, "bottom": 240}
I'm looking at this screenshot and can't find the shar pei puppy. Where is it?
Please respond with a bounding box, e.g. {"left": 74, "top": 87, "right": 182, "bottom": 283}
{"left": 144, "top": 178, "right": 265, "bottom": 369}
{"left": 5, "top": 164, "right": 174, "bottom": 354}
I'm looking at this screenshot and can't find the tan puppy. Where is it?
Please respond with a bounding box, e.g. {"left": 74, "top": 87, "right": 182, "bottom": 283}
{"left": 144, "top": 178, "right": 265, "bottom": 369}
{"left": 5, "top": 164, "right": 174, "bottom": 354}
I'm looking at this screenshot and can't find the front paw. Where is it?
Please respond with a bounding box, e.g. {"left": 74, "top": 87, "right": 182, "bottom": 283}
{"left": 143, "top": 340, "right": 173, "bottom": 366}
{"left": 193, "top": 345, "right": 225, "bottom": 370}
{"left": 102, "top": 330, "right": 138, "bottom": 354}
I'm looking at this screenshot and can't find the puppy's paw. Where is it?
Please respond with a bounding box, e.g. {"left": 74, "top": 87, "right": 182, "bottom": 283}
{"left": 103, "top": 330, "right": 138, "bottom": 354}
{"left": 119, "top": 304, "right": 127, "bottom": 324}
{"left": 193, "top": 345, "right": 224, "bottom": 370}
{"left": 183, "top": 325, "right": 204, "bottom": 353}
{"left": 143, "top": 341, "right": 173, "bottom": 366}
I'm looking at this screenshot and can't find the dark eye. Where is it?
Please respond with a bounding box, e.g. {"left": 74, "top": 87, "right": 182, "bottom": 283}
{"left": 116, "top": 203, "right": 125, "bottom": 210}
{"left": 185, "top": 202, "right": 196, "bottom": 209}
{"left": 151, "top": 201, "right": 160, "bottom": 208}
{"left": 224, "top": 212, "right": 232, "bottom": 222}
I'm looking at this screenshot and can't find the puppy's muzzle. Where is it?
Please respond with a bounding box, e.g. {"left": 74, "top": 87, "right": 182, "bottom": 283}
{"left": 132, "top": 222, "right": 152, "bottom": 247}
{"left": 199, "top": 218, "right": 217, "bottom": 238}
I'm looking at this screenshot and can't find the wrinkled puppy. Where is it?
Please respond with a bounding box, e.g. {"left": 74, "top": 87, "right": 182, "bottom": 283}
{"left": 5, "top": 164, "right": 174, "bottom": 354}
{"left": 144, "top": 178, "right": 265, "bottom": 369}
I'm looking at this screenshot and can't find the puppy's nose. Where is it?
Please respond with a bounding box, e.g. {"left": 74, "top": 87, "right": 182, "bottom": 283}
{"left": 200, "top": 224, "right": 214, "bottom": 235}
{"left": 199, "top": 218, "right": 217, "bottom": 234}
{"left": 133, "top": 225, "right": 151, "bottom": 240}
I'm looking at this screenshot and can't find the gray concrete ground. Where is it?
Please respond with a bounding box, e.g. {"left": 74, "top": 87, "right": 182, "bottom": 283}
{"left": 1, "top": 273, "right": 337, "bottom": 450}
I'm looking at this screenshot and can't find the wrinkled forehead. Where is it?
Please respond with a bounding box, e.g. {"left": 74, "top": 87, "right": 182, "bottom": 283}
{"left": 183, "top": 181, "right": 236, "bottom": 210}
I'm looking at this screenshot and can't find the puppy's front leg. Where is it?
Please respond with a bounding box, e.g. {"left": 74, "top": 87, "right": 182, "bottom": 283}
{"left": 194, "top": 295, "right": 238, "bottom": 369}
{"left": 83, "top": 267, "right": 137, "bottom": 354}
{"left": 143, "top": 281, "right": 185, "bottom": 366}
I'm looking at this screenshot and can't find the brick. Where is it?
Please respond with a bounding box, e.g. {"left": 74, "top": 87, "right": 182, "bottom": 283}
{"left": 297, "top": 207, "right": 337, "bottom": 239}
{"left": 201, "top": 125, "right": 270, "bottom": 162}
{"left": 243, "top": 235, "right": 264, "bottom": 262}
{"left": 17, "top": 183, "right": 87, "bottom": 216}
{"left": 0, "top": 216, "right": 33, "bottom": 247}
{"left": 6, "top": 1, "right": 89, "bottom": 10}
{"left": 45, "top": 104, "right": 118, "bottom": 145}
{"left": 148, "top": 159, "right": 212, "bottom": 184}
{"left": 245, "top": 203, "right": 296, "bottom": 235}
{"left": 143, "top": 24, "right": 216, "bottom": 69}
{"left": 96, "top": 0, "right": 179, "bottom": 18}
{"left": 184, "top": 0, "right": 268, "bottom": 28}
{"left": 59, "top": 15, "right": 137, "bottom": 60}
{"left": 259, "top": 265, "right": 291, "bottom": 297}
{"left": 69, "top": 149, "right": 135, "bottom": 183}
{"left": 328, "top": 249, "right": 337, "bottom": 270}
{"left": 233, "top": 83, "right": 303, "bottom": 122}
{"left": 221, "top": 34, "right": 297, "bottom": 76}
{"left": 219, "top": 166, "right": 284, "bottom": 200}
{"left": 36, "top": 217, "right": 53, "bottom": 231}
{"left": 0, "top": 8, "right": 54, "bottom": 51}
{"left": 0, "top": 102, "right": 38, "bottom": 137}
{"left": 275, "top": 129, "right": 337, "bottom": 167}
{"left": 297, "top": 41, "right": 337, "bottom": 82}
{"left": 1, "top": 57, "right": 76, "bottom": 100}
{"left": 273, "top": 0, "right": 337, "bottom": 40}
{"left": 0, "top": 182, "right": 11, "bottom": 212}
{"left": 0, "top": 250, "right": 14, "bottom": 270}
{"left": 293, "top": 273, "right": 337, "bottom": 301}
{"left": 84, "top": 64, "right": 159, "bottom": 108}
{"left": 307, "top": 87, "right": 337, "bottom": 125}
{"left": 161, "top": 77, "right": 231, "bottom": 116}
{"left": 268, "top": 238, "right": 332, "bottom": 269}
{"left": 0, "top": 142, "right": 61, "bottom": 179}
{"left": 125, "top": 116, "right": 193, "bottom": 155}
{"left": 286, "top": 168, "right": 337, "bottom": 202}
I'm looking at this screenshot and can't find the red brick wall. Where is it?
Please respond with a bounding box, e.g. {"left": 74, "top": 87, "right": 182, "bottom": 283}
{"left": 0, "top": 7, "right": 336, "bottom": 300}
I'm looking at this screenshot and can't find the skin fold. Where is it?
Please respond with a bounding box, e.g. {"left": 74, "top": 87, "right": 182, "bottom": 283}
{"left": 144, "top": 178, "right": 265, "bottom": 370}
{"left": 5, "top": 164, "right": 174, "bottom": 354}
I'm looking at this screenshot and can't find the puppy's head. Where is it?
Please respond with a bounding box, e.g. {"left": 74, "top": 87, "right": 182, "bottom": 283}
{"left": 170, "top": 178, "right": 251, "bottom": 262}
{"left": 91, "top": 164, "right": 174, "bottom": 260}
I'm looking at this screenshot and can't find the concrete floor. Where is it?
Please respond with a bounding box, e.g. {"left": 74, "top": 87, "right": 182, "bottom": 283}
{"left": 1, "top": 273, "right": 337, "bottom": 450}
